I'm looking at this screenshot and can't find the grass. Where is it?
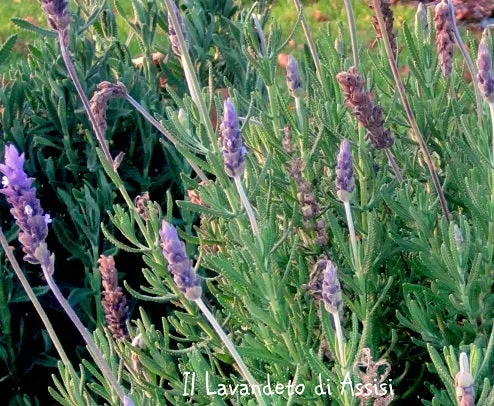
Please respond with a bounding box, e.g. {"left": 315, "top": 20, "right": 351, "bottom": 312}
{"left": 0, "top": 0, "right": 416, "bottom": 66}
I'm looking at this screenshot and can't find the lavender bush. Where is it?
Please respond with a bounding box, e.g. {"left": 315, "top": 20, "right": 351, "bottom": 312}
{"left": 0, "top": 0, "right": 493, "bottom": 405}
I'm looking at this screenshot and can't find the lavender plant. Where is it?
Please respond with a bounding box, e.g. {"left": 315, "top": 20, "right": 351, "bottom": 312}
{"left": 1, "top": 0, "right": 494, "bottom": 405}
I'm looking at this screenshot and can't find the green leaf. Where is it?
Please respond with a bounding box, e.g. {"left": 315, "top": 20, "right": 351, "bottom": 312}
{"left": 11, "top": 18, "right": 58, "bottom": 38}
{"left": 0, "top": 34, "right": 17, "bottom": 65}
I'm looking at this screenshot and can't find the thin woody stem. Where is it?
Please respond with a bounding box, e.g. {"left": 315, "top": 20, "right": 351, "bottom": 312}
{"left": 59, "top": 33, "right": 114, "bottom": 166}
{"left": 195, "top": 298, "right": 266, "bottom": 406}
{"left": 234, "top": 176, "right": 262, "bottom": 248}
{"left": 125, "top": 94, "right": 209, "bottom": 183}
{"left": 385, "top": 147, "right": 404, "bottom": 183}
{"left": 372, "top": 0, "right": 451, "bottom": 223}
{"left": 292, "top": 0, "right": 324, "bottom": 87}
{"left": 343, "top": 0, "right": 359, "bottom": 68}
{"left": 446, "top": 0, "right": 483, "bottom": 126}
{"left": 343, "top": 200, "right": 361, "bottom": 272}
{"left": 0, "top": 229, "right": 70, "bottom": 368}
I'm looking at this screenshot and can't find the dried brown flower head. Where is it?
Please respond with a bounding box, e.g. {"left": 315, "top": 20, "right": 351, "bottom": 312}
{"left": 434, "top": 0, "right": 455, "bottom": 78}
{"left": 336, "top": 67, "right": 394, "bottom": 150}
{"left": 99, "top": 255, "right": 129, "bottom": 340}
{"left": 369, "top": 0, "right": 397, "bottom": 59}
{"left": 89, "top": 82, "right": 128, "bottom": 137}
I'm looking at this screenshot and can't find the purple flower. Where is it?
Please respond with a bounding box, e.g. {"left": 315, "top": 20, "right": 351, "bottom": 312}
{"left": 322, "top": 260, "right": 343, "bottom": 317}
{"left": 477, "top": 36, "right": 494, "bottom": 101}
{"left": 335, "top": 139, "right": 354, "bottom": 202}
{"left": 0, "top": 145, "right": 52, "bottom": 265}
{"left": 286, "top": 55, "right": 304, "bottom": 98}
{"left": 40, "top": 0, "right": 71, "bottom": 45}
{"left": 168, "top": 0, "right": 188, "bottom": 56}
{"left": 160, "top": 220, "right": 202, "bottom": 300}
{"left": 220, "top": 99, "right": 247, "bottom": 178}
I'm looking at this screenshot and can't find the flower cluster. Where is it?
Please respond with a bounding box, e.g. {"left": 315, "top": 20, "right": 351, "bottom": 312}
{"left": 168, "top": 0, "right": 188, "bottom": 56}
{"left": 336, "top": 67, "right": 394, "bottom": 150}
{"left": 434, "top": 0, "right": 454, "bottom": 78}
{"left": 40, "top": 0, "right": 71, "bottom": 45}
{"left": 321, "top": 260, "right": 343, "bottom": 319}
{"left": 99, "top": 255, "right": 129, "bottom": 340}
{"left": 220, "top": 99, "right": 247, "bottom": 178}
{"left": 286, "top": 55, "right": 305, "bottom": 98}
{"left": 335, "top": 139, "right": 354, "bottom": 202}
{"left": 0, "top": 145, "right": 51, "bottom": 265}
{"left": 90, "top": 81, "right": 128, "bottom": 136}
{"left": 160, "top": 220, "right": 202, "bottom": 300}
{"left": 368, "top": 0, "right": 397, "bottom": 59}
{"left": 477, "top": 34, "right": 494, "bottom": 101}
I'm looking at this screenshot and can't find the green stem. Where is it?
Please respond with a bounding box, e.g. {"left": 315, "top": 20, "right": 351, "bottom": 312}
{"left": 372, "top": 0, "right": 451, "bottom": 223}
{"left": 0, "top": 229, "right": 70, "bottom": 368}
{"left": 266, "top": 85, "right": 280, "bottom": 138}
{"left": 385, "top": 147, "right": 404, "bottom": 183}
{"left": 343, "top": 200, "right": 361, "bottom": 273}
{"left": 126, "top": 94, "right": 209, "bottom": 183}
{"left": 343, "top": 0, "right": 359, "bottom": 68}
{"left": 165, "top": 0, "right": 218, "bottom": 151}
{"left": 195, "top": 298, "right": 266, "bottom": 406}
{"left": 42, "top": 262, "right": 127, "bottom": 403}
{"left": 292, "top": 0, "right": 324, "bottom": 87}
{"left": 234, "top": 176, "right": 262, "bottom": 249}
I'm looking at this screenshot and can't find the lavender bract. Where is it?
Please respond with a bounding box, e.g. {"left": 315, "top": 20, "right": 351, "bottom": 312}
{"left": 321, "top": 260, "right": 343, "bottom": 317}
{"left": 168, "top": 0, "right": 188, "bottom": 56}
{"left": 220, "top": 99, "right": 247, "bottom": 178}
{"left": 0, "top": 145, "right": 51, "bottom": 265}
{"left": 160, "top": 220, "right": 202, "bottom": 300}
{"left": 40, "top": 0, "right": 71, "bottom": 45}
{"left": 99, "top": 255, "right": 129, "bottom": 340}
{"left": 477, "top": 36, "right": 494, "bottom": 101}
{"left": 286, "top": 55, "right": 304, "bottom": 98}
{"left": 335, "top": 139, "right": 354, "bottom": 202}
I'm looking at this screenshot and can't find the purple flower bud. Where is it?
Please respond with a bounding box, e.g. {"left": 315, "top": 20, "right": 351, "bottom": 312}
{"left": 0, "top": 145, "right": 52, "bottom": 265}
{"left": 168, "top": 0, "right": 188, "bottom": 56}
{"left": 477, "top": 35, "right": 494, "bottom": 101}
{"left": 286, "top": 55, "right": 304, "bottom": 98}
{"left": 40, "top": 0, "right": 71, "bottom": 45}
{"left": 322, "top": 260, "right": 343, "bottom": 317}
{"left": 335, "top": 139, "right": 354, "bottom": 202}
{"left": 160, "top": 220, "right": 202, "bottom": 300}
{"left": 220, "top": 99, "right": 247, "bottom": 177}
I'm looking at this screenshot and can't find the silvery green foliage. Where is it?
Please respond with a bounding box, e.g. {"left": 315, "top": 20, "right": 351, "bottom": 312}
{"left": 1, "top": 0, "right": 494, "bottom": 405}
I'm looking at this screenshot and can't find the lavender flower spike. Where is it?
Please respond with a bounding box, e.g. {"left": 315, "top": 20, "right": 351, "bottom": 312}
{"left": 335, "top": 139, "right": 354, "bottom": 202}
{"left": 321, "top": 260, "right": 343, "bottom": 318}
{"left": 221, "top": 99, "right": 247, "bottom": 178}
{"left": 160, "top": 220, "right": 202, "bottom": 300}
{"left": 0, "top": 145, "right": 51, "bottom": 265}
{"left": 40, "top": 0, "right": 71, "bottom": 45}
{"left": 168, "top": 0, "right": 188, "bottom": 56}
{"left": 286, "top": 55, "right": 305, "bottom": 98}
{"left": 477, "top": 34, "right": 494, "bottom": 101}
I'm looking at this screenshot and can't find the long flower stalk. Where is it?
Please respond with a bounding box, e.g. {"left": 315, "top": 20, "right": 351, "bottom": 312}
{"left": 291, "top": 0, "right": 323, "bottom": 87}
{"left": 0, "top": 229, "right": 70, "bottom": 367}
{"left": 343, "top": 0, "right": 359, "bottom": 67}
{"left": 41, "top": 256, "right": 128, "bottom": 404}
{"left": 58, "top": 33, "right": 114, "bottom": 167}
{"left": 195, "top": 298, "right": 266, "bottom": 406}
{"left": 234, "top": 175, "right": 261, "bottom": 241}
{"left": 125, "top": 94, "right": 209, "bottom": 183}
{"left": 372, "top": 0, "right": 451, "bottom": 223}
{"left": 344, "top": 200, "right": 360, "bottom": 272}
{"left": 160, "top": 221, "right": 265, "bottom": 405}
{"left": 446, "top": 0, "right": 483, "bottom": 126}
{"left": 165, "top": 0, "right": 218, "bottom": 151}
